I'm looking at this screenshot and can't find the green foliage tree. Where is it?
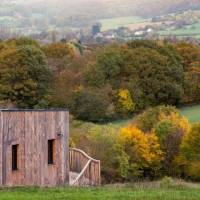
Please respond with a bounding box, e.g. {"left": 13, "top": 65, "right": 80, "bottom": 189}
{"left": 179, "top": 123, "right": 200, "bottom": 181}
{"left": 85, "top": 44, "right": 125, "bottom": 88}
{"left": 85, "top": 41, "right": 184, "bottom": 112}
{"left": 175, "top": 42, "right": 200, "bottom": 103}
{"left": 127, "top": 41, "right": 184, "bottom": 109}
{"left": 69, "top": 87, "right": 115, "bottom": 122}
{"left": 135, "top": 106, "right": 178, "bottom": 132}
{"left": 6, "top": 37, "right": 41, "bottom": 48}
{"left": 0, "top": 42, "right": 51, "bottom": 108}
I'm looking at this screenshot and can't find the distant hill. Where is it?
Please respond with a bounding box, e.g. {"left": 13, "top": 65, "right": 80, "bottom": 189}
{"left": 32, "top": 0, "right": 200, "bottom": 18}
{"left": 1, "top": 0, "right": 200, "bottom": 35}
{"left": 2, "top": 0, "right": 200, "bottom": 18}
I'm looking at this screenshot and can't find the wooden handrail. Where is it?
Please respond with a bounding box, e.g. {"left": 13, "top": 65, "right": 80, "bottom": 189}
{"left": 69, "top": 148, "right": 101, "bottom": 186}
{"left": 71, "top": 159, "right": 92, "bottom": 186}
{"left": 70, "top": 148, "right": 100, "bottom": 163}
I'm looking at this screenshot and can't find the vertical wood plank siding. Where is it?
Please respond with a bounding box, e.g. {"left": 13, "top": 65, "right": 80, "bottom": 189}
{"left": 0, "top": 110, "right": 69, "bottom": 187}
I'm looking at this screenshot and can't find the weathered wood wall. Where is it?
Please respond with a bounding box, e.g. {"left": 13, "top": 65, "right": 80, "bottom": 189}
{"left": 0, "top": 110, "right": 69, "bottom": 186}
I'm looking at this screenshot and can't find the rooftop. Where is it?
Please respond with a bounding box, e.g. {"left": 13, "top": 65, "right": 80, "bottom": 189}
{"left": 0, "top": 109, "right": 69, "bottom": 112}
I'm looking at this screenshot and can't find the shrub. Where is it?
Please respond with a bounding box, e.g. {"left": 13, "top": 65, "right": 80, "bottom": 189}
{"left": 187, "top": 161, "right": 200, "bottom": 181}
{"left": 70, "top": 121, "right": 129, "bottom": 183}
{"left": 160, "top": 176, "right": 175, "bottom": 188}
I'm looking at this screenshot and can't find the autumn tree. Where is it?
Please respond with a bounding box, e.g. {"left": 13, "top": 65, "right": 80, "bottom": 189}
{"left": 175, "top": 42, "right": 200, "bottom": 103}
{"left": 135, "top": 106, "right": 178, "bottom": 132}
{"left": 6, "top": 37, "right": 41, "bottom": 48}
{"left": 135, "top": 106, "right": 190, "bottom": 176}
{"left": 178, "top": 123, "right": 200, "bottom": 181}
{"left": 48, "top": 47, "right": 93, "bottom": 108}
{"left": 43, "top": 42, "right": 76, "bottom": 73}
{"left": 115, "top": 89, "right": 135, "bottom": 117}
{"left": 119, "top": 125, "right": 163, "bottom": 179}
{"left": 0, "top": 41, "right": 51, "bottom": 108}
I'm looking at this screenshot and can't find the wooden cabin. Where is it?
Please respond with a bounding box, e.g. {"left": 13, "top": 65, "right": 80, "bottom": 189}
{"left": 0, "top": 109, "right": 101, "bottom": 187}
{"left": 0, "top": 109, "right": 69, "bottom": 187}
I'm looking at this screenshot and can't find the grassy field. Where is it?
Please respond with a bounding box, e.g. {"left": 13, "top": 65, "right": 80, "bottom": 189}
{"left": 99, "top": 16, "right": 146, "bottom": 31}
{"left": 71, "top": 104, "right": 200, "bottom": 134}
{"left": 158, "top": 20, "right": 200, "bottom": 39}
{"left": 105, "top": 104, "right": 200, "bottom": 127}
{"left": 1, "top": 181, "right": 200, "bottom": 200}
{"left": 179, "top": 105, "right": 200, "bottom": 123}
{"left": 110, "top": 104, "right": 200, "bottom": 126}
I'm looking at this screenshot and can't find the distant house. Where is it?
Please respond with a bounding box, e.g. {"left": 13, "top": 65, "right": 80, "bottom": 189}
{"left": 134, "top": 30, "right": 145, "bottom": 36}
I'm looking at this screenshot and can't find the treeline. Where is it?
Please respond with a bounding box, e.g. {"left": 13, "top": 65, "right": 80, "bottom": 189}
{"left": 71, "top": 105, "right": 200, "bottom": 183}
{"left": 1, "top": 38, "right": 200, "bottom": 183}
{"left": 0, "top": 38, "right": 200, "bottom": 122}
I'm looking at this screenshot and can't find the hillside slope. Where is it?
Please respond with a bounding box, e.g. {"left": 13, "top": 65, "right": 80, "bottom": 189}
{"left": 2, "top": 0, "right": 200, "bottom": 18}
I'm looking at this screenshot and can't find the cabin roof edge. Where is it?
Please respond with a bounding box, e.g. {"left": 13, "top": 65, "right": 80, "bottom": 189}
{"left": 0, "top": 109, "right": 69, "bottom": 112}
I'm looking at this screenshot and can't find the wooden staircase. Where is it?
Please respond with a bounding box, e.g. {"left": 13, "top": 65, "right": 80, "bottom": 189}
{"left": 69, "top": 148, "right": 101, "bottom": 186}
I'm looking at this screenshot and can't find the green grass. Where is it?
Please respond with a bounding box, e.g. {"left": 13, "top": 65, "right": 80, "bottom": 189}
{"left": 179, "top": 105, "right": 200, "bottom": 123}
{"left": 0, "top": 16, "right": 18, "bottom": 27}
{"left": 99, "top": 16, "right": 146, "bottom": 31}
{"left": 105, "top": 104, "right": 200, "bottom": 126}
{"left": 1, "top": 182, "right": 200, "bottom": 200}
{"left": 71, "top": 104, "right": 200, "bottom": 133}
{"left": 158, "top": 20, "right": 200, "bottom": 39}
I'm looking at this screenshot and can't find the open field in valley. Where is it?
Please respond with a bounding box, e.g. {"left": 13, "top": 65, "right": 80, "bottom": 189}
{"left": 99, "top": 16, "right": 147, "bottom": 31}
{"left": 179, "top": 105, "right": 200, "bottom": 123}
{"left": 158, "top": 20, "right": 200, "bottom": 39}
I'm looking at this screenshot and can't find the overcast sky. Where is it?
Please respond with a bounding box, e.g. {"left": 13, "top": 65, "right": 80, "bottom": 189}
{"left": 3, "top": 0, "right": 198, "bottom": 19}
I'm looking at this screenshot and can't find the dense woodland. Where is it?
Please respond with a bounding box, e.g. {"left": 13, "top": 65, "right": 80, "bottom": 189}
{"left": 1, "top": 38, "right": 200, "bottom": 183}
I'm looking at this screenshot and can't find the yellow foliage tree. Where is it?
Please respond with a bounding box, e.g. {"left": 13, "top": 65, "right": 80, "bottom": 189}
{"left": 119, "top": 125, "right": 163, "bottom": 178}
{"left": 116, "top": 89, "right": 135, "bottom": 116}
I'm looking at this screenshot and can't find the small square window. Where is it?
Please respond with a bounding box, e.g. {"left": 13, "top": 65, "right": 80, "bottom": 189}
{"left": 48, "top": 140, "right": 55, "bottom": 165}
{"left": 12, "top": 144, "right": 19, "bottom": 171}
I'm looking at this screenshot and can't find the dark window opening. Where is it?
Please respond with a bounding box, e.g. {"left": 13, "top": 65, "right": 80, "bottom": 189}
{"left": 48, "top": 139, "right": 55, "bottom": 165}
{"left": 12, "top": 145, "right": 18, "bottom": 171}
